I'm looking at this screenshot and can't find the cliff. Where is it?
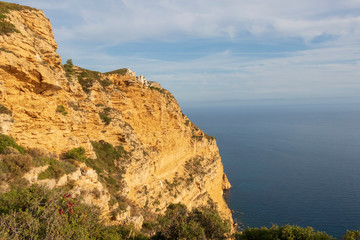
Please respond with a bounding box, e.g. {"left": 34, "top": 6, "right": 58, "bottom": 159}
{"left": 0, "top": 2, "right": 233, "bottom": 230}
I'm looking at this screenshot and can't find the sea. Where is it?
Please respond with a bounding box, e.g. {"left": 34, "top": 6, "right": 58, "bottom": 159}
{"left": 183, "top": 102, "right": 360, "bottom": 238}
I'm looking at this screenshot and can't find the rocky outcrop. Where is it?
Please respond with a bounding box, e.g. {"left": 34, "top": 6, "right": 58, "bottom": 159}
{"left": 0, "top": 3, "right": 233, "bottom": 229}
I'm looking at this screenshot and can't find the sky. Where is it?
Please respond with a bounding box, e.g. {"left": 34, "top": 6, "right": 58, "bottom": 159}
{"left": 7, "top": 0, "right": 360, "bottom": 107}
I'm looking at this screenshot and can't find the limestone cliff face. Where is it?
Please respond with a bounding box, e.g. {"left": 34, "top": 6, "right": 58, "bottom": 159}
{"left": 0, "top": 5, "right": 233, "bottom": 227}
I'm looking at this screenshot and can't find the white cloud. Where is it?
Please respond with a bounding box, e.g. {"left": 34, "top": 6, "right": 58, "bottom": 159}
{"left": 6, "top": 0, "right": 360, "bottom": 104}
{"left": 11, "top": 0, "right": 359, "bottom": 44}
{"left": 65, "top": 44, "right": 359, "bottom": 103}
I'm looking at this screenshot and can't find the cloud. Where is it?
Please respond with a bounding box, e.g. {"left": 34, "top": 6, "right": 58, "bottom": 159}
{"left": 65, "top": 43, "right": 359, "bottom": 103}
{"left": 6, "top": 0, "right": 360, "bottom": 105}
{"left": 11, "top": 0, "right": 360, "bottom": 44}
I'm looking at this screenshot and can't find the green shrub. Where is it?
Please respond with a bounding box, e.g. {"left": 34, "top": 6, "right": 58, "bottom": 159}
{"left": 76, "top": 68, "right": 102, "bottom": 93}
{"left": 77, "top": 74, "right": 93, "bottom": 93}
{"left": 99, "top": 111, "right": 111, "bottom": 125}
{"left": 0, "top": 185, "right": 149, "bottom": 239}
{"left": 0, "top": 134, "right": 25, "bottom": 154}
{"left": 0, "top": 186, "right": 101, "bottom": 239}
{"left": 99, "top": 107, "right": 112, "bottom": 125}
{"left": 184, "top": 156, "right": 206, "bottom": 182}
{"left": 0, "top": 153, "right": 33, "bottom": 180}
{"left": 191, "top": 207, "right": 231, "bottom": 239}
{"left": 151, "top": 203, "right": 231, "bottom": 240}
{"left": 90, "top": 140, "right": 126, "bottom": 170}
{"left": 0, "top": 47, "right": 13, "bottom": 54}
{"left": 63, "top": 59, "right": 74, "bottom": 79}
{"left": 99, "top": 78, "right": 113, "bottom": 89}
{"left": 65, "top": 147, "right": 86, "bottom": 162}
{"left": 235, "top": 225, "right": 334, "bottom": 240}
{"left": 85, "top": 140, "right": 127, "bottom": 195}
{"left": 56, "top": 105, "right": 68, "bottom": 115}
{"left": 0, "top": 104, "right": 11, "bottom": 115}
{"left": 37, "top": 158, "right": 77, "bottom": 180}
{"left": 343, "top": 230, "right": 360, "bottom": 240}
{"left": 37, "top": 165, "right": 64, "bottom": 180}
{"left": 149, "top": 86, "right": 164, "bottom": 94}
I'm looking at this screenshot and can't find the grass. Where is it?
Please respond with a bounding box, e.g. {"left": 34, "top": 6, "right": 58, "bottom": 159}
{"left": 75, "top": 67, "right": 113, "bottom": 93}
{"left": 149, "top": 86, "right": 165, "bottom": 94}
{"left": 98, "top": 78, "right": 113, "bottom": 88}
{"left": 103, "top": 68, "right": 129, "bottom": 76}
{"left": 0, "top": 2, "right": 37, "bottom": 12}
{"left": 0, "top": 2, "right": 37, "bottom": 35}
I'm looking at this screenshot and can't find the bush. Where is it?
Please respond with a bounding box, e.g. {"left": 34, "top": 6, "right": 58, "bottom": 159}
{"left": 85, "top": 141, "right": 127, "bottom": 194}
{"left": 343, "top": 230, "right": 360, "bottom": 240}
{"left": 37, "top": 158, "right": 77, "bottom": 180}
{"left": 0, "top": 104, "right": 11, "bottom": 115}
{"left": 235, "top": 225, "right": 334, "bottom": 240}
{"left": 0, "top": 186, "right": 101, "bottom": 239}
{"left": 63, "top": 59, "right": 74, "bottom": 79}
{"left": 191, "top": 207, "right": 231, "bottom": 239}
{"left": 99, "top": 78, "right": 113, "bottom": 89}
{"left": 0, "top": 19, "right": 17, "bottom": 35}
{"left": 0, "top": 134, "right": 25, "bottom": 154}
{"left": 76, "top": 68, "right": 101, "bottom": 93}
{"left": 0, "top": 153, "right": 33, "bottom": 180}
{"left": 149, "top": 86, "right": 164, "bottom": 94}
{"left": 184, "top": 156, "right": 206, "bottom": 183}
{"left": 99, "top": 107, "right": 112, "bottom": 125}
{"left": 56, "top": 105, "right": 68, "bottom": 116}
{"left": 65, "top": 147, "right": 86, "bottom": 162}
{"left": 0, "top": 185, "right": 149, "bottom": 239}
{"left": 151, "top": 203, "right": 231, "bottom": 240}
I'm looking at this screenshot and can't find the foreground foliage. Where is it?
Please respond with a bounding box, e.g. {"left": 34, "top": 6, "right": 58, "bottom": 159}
{"left": 235, "top": 225, "right": 334, "bottom": 240}
{"left": 1, "top": 136, "right": 360, "bottom": 239}
{"left": 0, "top": 185, "right": 147, "bottom": 240}
{"left": 146, "top": 203, "right": 231, "bottom": 240}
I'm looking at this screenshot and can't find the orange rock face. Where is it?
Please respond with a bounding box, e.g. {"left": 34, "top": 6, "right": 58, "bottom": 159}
{"left": 0, "top": 6, "right": 233, "bottom": 226}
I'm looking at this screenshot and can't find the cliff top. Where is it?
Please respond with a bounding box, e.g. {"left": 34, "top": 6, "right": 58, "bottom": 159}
{"left": 0, "top": 1, "right": 234, "bottom": 236}
{"left": 0, "top": 2, "right": 37, "bottom": 35}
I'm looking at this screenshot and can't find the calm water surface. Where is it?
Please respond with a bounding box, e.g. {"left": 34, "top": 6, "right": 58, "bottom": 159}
{"left": 183, "top": 103, "right": 360, "bottom": 238}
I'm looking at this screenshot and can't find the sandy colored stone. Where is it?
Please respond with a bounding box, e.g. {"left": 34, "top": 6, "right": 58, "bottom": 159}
{"left": 0, "top": 7, "right": 233, "bottom": 228}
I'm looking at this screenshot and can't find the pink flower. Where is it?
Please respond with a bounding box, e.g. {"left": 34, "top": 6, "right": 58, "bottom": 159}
{"left": 59, "top": 209, "right": 63, "bottom": 215}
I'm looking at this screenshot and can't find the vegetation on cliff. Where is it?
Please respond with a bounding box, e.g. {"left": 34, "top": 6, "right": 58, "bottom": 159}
{"left": 0, "top": 2, "right": 35, "bottom": 35}
{"left": 0, "top": 185, "right": 148, "bottom": 240}
{"left": 0, "top": 185, "right": 232, "bottom": 239}
{"left": 1, "top": 184, "right": 360, "bottom": 239}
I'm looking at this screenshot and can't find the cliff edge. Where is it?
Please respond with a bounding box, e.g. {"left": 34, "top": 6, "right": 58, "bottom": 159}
{"left": 0, "top": 2, "right": 233, "bottom": 230}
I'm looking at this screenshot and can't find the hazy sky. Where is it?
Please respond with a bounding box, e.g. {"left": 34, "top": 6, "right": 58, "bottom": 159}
{"left": 8, "top": 0, "right": 360, "bottom": 106}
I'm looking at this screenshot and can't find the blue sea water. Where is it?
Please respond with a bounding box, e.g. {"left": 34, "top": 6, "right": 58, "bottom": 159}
{"left": 183, "top": 103, "right": 360, "bottom": 238}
